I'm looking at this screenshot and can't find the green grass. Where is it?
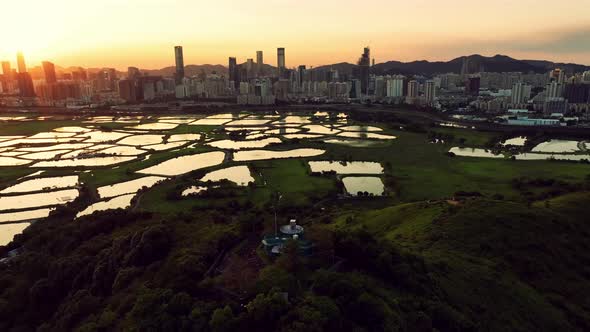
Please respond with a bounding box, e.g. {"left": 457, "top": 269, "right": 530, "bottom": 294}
{"left": 432, "top": 127, "right": 498, "bottom": 147}
{"left": 250, "top": 159, "right": 338, "bottom": 207}
{"left": 330, "top": 197, "right": 590, "bottom": 330}
{"left": 0, "top": 120, "right": 82, "bottom": 135}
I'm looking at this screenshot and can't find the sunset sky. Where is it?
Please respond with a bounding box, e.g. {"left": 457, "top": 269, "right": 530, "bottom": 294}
{"left": 1, "top": 0, "right": 589, "bottom": 70}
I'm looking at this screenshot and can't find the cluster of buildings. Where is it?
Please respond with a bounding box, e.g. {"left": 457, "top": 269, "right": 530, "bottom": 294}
{"left": 460, "top": 67, "right": 590, "bottom": 120}
{"left": 1, "top": 49, "right": 589, "bottom": 122}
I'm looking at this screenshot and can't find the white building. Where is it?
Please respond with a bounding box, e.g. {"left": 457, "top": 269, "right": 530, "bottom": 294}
{"left": 386, "top": 76, "right": 404, "bottom": 97}
{"left": 511, "top": 82, "right": 532, "bottom": 105}
{"left": 424, "top": 80, "right": 436, "bottom": 104}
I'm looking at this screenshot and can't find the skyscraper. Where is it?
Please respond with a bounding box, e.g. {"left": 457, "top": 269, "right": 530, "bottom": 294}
{"left": 228, "top": 57, "right": 238, "bottom": 89}
{"left": 357, "top": 47, "right": 371, "bottom": 95}
{"left": 42, "top": 61, "right": 57, "bottom": 84}
{"left": 16, "top": 52, "right": 27, "bottom": 73}
{"left": 1, "top": 62, "right": 11, "bottom": 79}
{"left": 256, "top": 51, "right": 264, "bottom": 76}
{"left": 277, "top": 48, "right": 285, "bottom": 78}
{"left": 174, "top": 46, "right": 185, "bottom": 84}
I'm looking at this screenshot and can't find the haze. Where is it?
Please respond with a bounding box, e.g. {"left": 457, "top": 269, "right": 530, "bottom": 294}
{"left": 1, "top": 0, "right": 589, "bottom": 69}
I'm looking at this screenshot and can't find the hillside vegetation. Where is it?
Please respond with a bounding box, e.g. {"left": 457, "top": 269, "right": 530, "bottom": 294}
{"left": 1, "top": 192, "right": 589, "bottom": 331}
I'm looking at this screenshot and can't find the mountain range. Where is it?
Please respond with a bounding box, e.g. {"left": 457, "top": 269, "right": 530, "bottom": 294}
{"left": 28, "top": 54, "right": 590, "bottom": 80}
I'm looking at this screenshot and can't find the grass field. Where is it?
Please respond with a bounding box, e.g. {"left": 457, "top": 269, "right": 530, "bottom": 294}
{"left": 1, "top": 114, "right": 589, "bottom": 215}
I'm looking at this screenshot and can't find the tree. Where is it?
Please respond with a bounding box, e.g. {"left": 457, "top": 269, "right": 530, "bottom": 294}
{"left": 209, "top": 305, "right": 235, "bottom": 332}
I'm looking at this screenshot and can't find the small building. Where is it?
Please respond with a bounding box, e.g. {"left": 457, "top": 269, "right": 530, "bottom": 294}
{"left": 262, "top": 219, "right": 313, "bottom": 256}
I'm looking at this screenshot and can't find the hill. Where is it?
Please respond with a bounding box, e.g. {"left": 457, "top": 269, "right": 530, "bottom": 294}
{"left": 1, "top": 190, "right": 589, "bottom": 330}
{"left": 29, "top": 54, "right": 590, "bottom": 80}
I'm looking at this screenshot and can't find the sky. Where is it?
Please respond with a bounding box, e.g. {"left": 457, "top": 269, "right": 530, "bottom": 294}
{"left": 1, "top": 0, "right": 589, "bottom": 70}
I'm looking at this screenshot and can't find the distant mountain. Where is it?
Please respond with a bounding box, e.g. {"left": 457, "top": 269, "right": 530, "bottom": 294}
{"left": 33, "top": 54, "right": 589, "bottom": 80}
{"left": 316, "top": 54, "right": 590, "bottom": 77}
{"left": 141, "top": 64, "right": 227, "bottom": 77}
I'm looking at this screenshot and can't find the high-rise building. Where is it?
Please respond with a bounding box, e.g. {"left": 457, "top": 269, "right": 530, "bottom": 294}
{"left": 1, "top": 61, "right": 12, "bottom": 92}
{"left": 297, "top": 65, "right": 306, "bottom": 92}
{"left": 17, "top": 72, "right": 35, "bottom": 97}
{"left": 174, "top": 46, "right": 185, "bottom": 84}
{"left": 407, "top": 80, "right": 419, "bottom": 98}
{"left": 228, "top": 57, "right": 238, "bottom": 89}
{"left": 16, "top": 52, "right": 26, "bottom": 73}
{"left": 563, "top": 84, "right": 590, "bottom": 104}
{"left": 118, "top": 79, "right": 137, "bottom": 102}
{"left": 128, "top": 67, "right": 140, "bottom": 80}
{"left": 386, "top": 76, "right": 405, "bottom": 97}
{"left": 42, "top": 61, "right": 57, "bottom": 84}
{"left": 549, "top": 68, "right": 565, "bottom": 84}
{"left": 246, "top": 58, "right": 254, "bottom": 78}
{"left": 277, "top": 48, "right": 285, "bottom": 78}
{"left": 511, "top": 82, "right": 532, "bottom": 105}
{"left": 256, "top": 51, "right": 264, "bottom": 76}
{"left": 465, "top": 76, "right": 481, "bottom": 95}
{"left": 424, "top": 80, "right": 436, "bottom": 104}
{"left": 546, "top": 81, "right": 564, "bottom": 99}
{"left": 357, "top": 47, "right": 371, "bottom": 94}
{"left": 1, "top": 61, "right": 11, "bottom": 79}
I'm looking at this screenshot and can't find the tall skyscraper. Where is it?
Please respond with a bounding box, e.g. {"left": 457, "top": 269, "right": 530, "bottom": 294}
{"left": 357, "top": 47, "right": 371, "bottom": 94}
{"left": 277, "top": 48, "right": 285, "bottom": 78}
{"left": 42, "top": 61, "right": 57, "bottom": 84}
{"left": 256, "top": 51, "right": 264, "bottom": 76}
{"left": 174, "top": 46, "right": 185, "bottom": 84}
{"left": 16, "top": 52, "right": 27, "bottom": 73}
{"left": 228, "top": 57, "right": 239, "bottom": 90}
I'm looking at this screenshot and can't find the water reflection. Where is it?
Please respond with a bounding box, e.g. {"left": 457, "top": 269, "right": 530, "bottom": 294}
{"left": 201, "top": 166, "right": 254, "bottom": 186}
{"left": 137, "top": 151, "right": 225, "bottom": 176}
{"left": 233, "top": 148, "right": 325, "bottom": 161}
{"left": 342, "top": 177, "right": 385, "bottom": 196}
{"left": 309, "top": 161, "right": 383, "bottom": 174}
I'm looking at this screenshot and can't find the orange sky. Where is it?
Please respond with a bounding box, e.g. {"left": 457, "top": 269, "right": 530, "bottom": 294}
{"left": 1, "top": 0, "right": 589, "bottom": 70}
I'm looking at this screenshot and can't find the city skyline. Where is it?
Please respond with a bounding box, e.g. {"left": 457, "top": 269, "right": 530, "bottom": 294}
{"left": 1, "top": 0, "right": 589, "bottom": 69}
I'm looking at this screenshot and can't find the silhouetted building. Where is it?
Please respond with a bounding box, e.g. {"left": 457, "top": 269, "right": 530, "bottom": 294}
{"left": 564, "top": 84, "right": 590, "bottom": 104}
{"left": 118, "top": 79, "right": 137, "bottom": 102}
{"left": 297, "top": 65, "right": 306, "bottom": 91}
{"left": 2, "top": 62, "right": 11, "bottom": 80}
{"left": 256, "top": 51, "right": 264, "bottom": 76}
{"left": 425, "top": 80, "right": 436, "bottom": 104}
{"left": 127, "top": 67, "right": 140, "bottom": 80}
{"left": 357, "top": 47, "right": 370, "bottom": 94}
{"left": 72, "top": 68, "right": 87, "bottom": 81}
{"left": 17, "top": 72, "right": 35, "bottom": 97}
{"left": 277, "top": 48, "right": 285, "bottom": 78}
{"left": 228, "top": 57, "right": 239, "bottom": 89}
{"left": 407, "top": 80, "right": 419, "bottom": 98}
{"left": 174, "top": 46, "right": 184, "bottom": 84}
{"left": 16, "top": 52, "right": 26, "bottom": 73}
{"left": 42, "top": 61, "right": 57, "bottom": 84}
{"left": 466, "top": 76, "right": 480, "bottom": 95}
